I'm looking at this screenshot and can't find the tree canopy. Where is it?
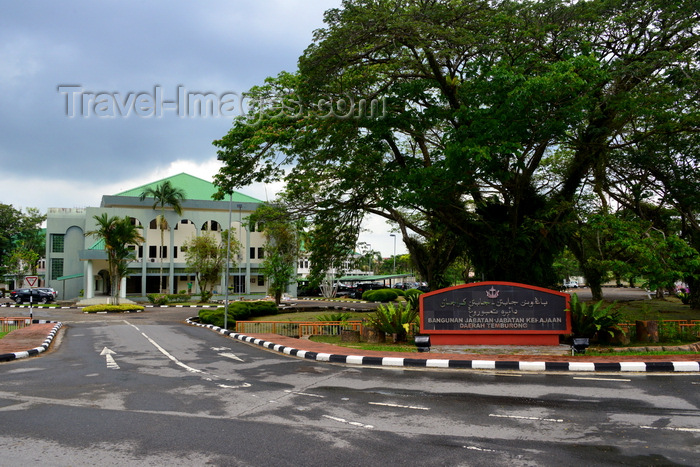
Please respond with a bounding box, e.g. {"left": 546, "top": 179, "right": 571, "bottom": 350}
{"left": 0, "top": 204, "right": 46, "bottom": 282}
{"left": 214, "top": 0, "right": 699, "bottom": 295}
{"left": 86, "top": 214, "right": 144, "bottom": 305}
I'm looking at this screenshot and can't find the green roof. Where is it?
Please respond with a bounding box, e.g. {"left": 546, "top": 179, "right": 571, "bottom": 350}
{"left": 114, "top": 173, "right": 262, "bottom": 203}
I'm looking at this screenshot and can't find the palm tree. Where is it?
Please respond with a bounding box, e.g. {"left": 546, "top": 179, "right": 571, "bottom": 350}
{"left": 86, "top": 214, "right": 144, "bottom": 304}
{"left": 139, "top": 181, "right": 186, "bottom": 293}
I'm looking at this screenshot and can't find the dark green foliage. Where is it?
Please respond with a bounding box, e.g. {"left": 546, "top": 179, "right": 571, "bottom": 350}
{"left": 198, "top": 300, "right": 278, "bottom": 329}
{"left": 366, "top": 302, "right": 419, "bottom": 342}
{"left": 362, "top": 289, "right": 399, "bottom": 302}
{"left": 147, "top": 294, "right": 169, "bottom": 306}
{"left": 198, "top": 308, "right": 231, "bottom": 329}
{"left": 403, "top": 289, "right": 424, "bottom": 311}
{"left": 316, "top": 312, "right": 351, "bottom": 322}
{"left": 568, "top": 293, "right": 622, "bottom": 342}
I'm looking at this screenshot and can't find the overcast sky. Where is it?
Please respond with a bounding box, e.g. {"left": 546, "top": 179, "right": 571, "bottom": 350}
{"left": 0, "top": 0, "right": 406, "bottom": 257}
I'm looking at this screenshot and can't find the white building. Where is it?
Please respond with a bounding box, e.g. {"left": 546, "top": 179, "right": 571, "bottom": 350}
{"left": 45, "top": 173, "right": 267, "bottom": 302}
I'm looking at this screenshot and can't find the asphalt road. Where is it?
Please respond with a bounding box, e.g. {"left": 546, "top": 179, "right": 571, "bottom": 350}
{"left": 0, "top": 306, "right": 698, "bottom": 466}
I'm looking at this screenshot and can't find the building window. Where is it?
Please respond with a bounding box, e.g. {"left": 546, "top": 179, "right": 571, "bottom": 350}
{"left": 138, "top": 245, "right": 143, "bottom": 258}
{"left": 51, "top": 258, "right": 64, "bottom": 280}
{"left": 258, "top": 247, "right": 265, "bottom": 259}
{"left": 149, "top": 245, "right": 157, "bottom": 258}
{"left": 250, "top": 247, "right": 256, "bottom": 259}
{"left": 257, "top": 275, "right": 265, "bottom": 286}
{"left": 51, "top": 234, "right": 65, "bottom": 253}
{"left": 173, "top": 246, "right": 178, "bottom": 259}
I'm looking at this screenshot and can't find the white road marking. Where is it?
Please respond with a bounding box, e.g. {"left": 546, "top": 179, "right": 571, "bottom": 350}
{"left": 464, "top": 446, "right": 496, "bottom": 452}
{"left": 217, "top": 383, "right": 252, "bottom": 389}
{"left": 100, "top": 347, "right": 120, "bottom": 370}
{"left": 574, "top": 377, "right": 631, "bottom": 382}
{"left": 369, "top": 402, "right": 429, "bottom": 411}
{"left": 284, "top": 390, "right": 325, "bottom": 398}
{"left": 323, "top": 415, "right": 373, "bottom": 429}
{"left": 218, "top": 352, "right": 244, "bottom": 362}
{"left": 641, "top": 425, "right": 700, "bottom": 433}
{"left": 123, "top": 321, "right": 254, "bottom": 389}
{"left": 489, "top": 414, "right": 563, "bottom": 423}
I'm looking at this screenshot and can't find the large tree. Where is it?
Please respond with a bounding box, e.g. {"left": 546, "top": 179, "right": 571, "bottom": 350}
{"left": 139, "top": 181, "right": 186, "bottom": 293}
{"left": 214, "top": 0, "right": 699, "bottom": 290}
{"left": 0, "top": 204, "right": 45, "bottom": 284}
{"left": 183, "top": 230, "right": 241, "bottom": 303}
{"left": 248, "top": 204, "right": 302, "bottom": 304}
{"left": 86, "top": 214, "right": 144, "bottom": 305}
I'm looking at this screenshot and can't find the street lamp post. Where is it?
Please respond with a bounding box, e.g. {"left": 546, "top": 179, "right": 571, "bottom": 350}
{"left": 390, "top": 234, "right": 396, "bottom": 273}
{"left": 224, "top": 193, "right": 232, "bottom": 330}
{"left": 366, "top": 243, "right": 372, "bottom": 274}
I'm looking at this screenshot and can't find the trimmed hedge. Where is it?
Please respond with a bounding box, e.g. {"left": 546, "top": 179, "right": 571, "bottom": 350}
{"left": 362, "top": 289, "right": 399, "bottom": 302}
{"left": 147, "top": 293, "right": 191, "bottom": 305}
{"left": 83, "top": 304, "right": 145, "bottom": 313}
{"left": 198, "top": 300, "right": 278, "bottom": 329}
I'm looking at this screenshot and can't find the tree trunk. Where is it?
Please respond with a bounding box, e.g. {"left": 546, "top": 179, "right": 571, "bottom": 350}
{"left": 686, "top": 277, "right": 700, "bottom": 309}
{"left": 636, "top": 320, "right": 659, "bottom": 343}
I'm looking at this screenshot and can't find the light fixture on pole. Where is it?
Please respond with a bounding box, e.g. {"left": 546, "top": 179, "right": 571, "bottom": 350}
{"left": 238, "top": 204, "right": 243, "bottom": 295}
{"left": 366, "top": 243, "right": 372, "bottom": 274}
{"left": 224, "top": 193, "right": 232, "bottom": 330}
{"left": 390, "top": 234, "right": 396, "bottom": 273}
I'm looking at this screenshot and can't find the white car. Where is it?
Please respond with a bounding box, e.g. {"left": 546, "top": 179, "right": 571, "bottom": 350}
{"left": 563, "top": 280, "right": 579, "bottom": 288}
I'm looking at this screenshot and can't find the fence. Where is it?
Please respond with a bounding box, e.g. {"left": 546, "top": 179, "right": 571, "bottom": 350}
{"left": 618, "top": 320, "right": 700, "bottom": 341}
{"left": 235, "top": 321, "right": 364, "bottom": 339}
{"left": 0, "top": 317, "right": 32, "bottom": 333}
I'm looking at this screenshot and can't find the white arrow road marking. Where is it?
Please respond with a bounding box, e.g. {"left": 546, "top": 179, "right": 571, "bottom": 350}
{"left": 123, "top": 321, "right": 251, "bottom": 389}
{"left": 218, "top": 352, "right": 244, "bottom": 362}
{"left": 100, "top": 347, "right": 120, "bottom": 370}
{"left": 211, "top": 347, "right": 244, "bottom": 362}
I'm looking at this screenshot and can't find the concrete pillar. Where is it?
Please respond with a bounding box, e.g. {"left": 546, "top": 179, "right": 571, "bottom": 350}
{"left": 86, "top": 260, "right": 94, "bottom": 299}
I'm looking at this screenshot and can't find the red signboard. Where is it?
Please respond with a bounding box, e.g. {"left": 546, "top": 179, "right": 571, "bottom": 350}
{"left": 419, "top": 282, "right": 571, "bottom": 345}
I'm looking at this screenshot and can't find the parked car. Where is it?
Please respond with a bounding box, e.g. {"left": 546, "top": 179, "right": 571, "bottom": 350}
{"left": 37, "top": 287, "right": 58, "bottom": 300}
{"left": 350, "top": 283, "right": 386, "bottom": 299}
{"left": 9, "top": 288, "right": 55, "bottom": 304}
{"left": 563, "top": 279, "right": 579, "bottom": 288}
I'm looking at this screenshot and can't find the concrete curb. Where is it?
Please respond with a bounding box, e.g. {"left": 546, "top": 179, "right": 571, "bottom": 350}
{"left": 186, "top": 318, "right": 700, "bottom": 373}
{"left": 0, "top": 321, "right": 63, "bottom": 363}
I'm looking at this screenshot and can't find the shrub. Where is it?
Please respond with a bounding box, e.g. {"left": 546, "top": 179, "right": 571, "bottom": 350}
{"left": 198, "top": 308, "right": 234, "bottom": 329}
{"left": 147, "top": 294, "right": 169, "bottom": 306}
{"left": 404, "top": 289, "right": 424, "bottom": 310}
{"left": 362, "top": 289, "right": 399, "bottom": 302}
{"left": 199, "top": 290, "right": 213, "bottom": 303}
{"left": 83, "top": 304, "right": 145, "bottom": 313}
{"left": 167, "top": 293, "right": 190, "bottom": 303}
{"left": 221, "top": 300, "right": 278, "bottom": 321}
{"left": 366, "top": 301, "right": 419, "bottom": 342}
{"left": 677, "top": 291, "right": 691, "bottom": 305}
{"left": 568, "top": 293, "right": 622, "bottom": 342}
{"left": 247, "top": 300, "right": 278, "bottom": 318}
